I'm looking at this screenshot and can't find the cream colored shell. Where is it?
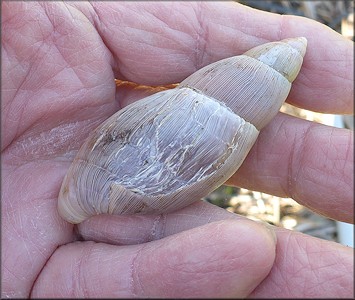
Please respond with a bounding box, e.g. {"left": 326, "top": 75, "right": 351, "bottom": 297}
{"left": 58, "top": 37, "right": 307, "bottom": 224}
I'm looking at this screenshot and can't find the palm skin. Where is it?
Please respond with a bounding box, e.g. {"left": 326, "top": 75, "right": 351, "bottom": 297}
{"left": 2, "top": 1, "right": 353, "bottom": 298}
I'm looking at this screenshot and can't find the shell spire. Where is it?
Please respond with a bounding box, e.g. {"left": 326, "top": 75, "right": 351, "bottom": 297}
{"left": 179, "top": 37, "right": 307, "bottom": 129}
{"left": 244, "top": 37, "right": 307, "bottom": 82}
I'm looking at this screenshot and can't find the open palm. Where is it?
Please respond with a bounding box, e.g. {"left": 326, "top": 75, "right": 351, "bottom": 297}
{"left": 2, "top": 2, "right": 353, "bottom": 298}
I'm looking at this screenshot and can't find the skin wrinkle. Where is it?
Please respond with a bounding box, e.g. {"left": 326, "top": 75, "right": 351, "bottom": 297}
{"left": 2, "top": 1, "right": 354, "bottom": 298}
{"left": 5, "top": 209, "right": 28, "bottom": 248}
{"left": 52, "top": 245, "right": 76, "bottom": 298}
{"left": 3, "top": 97, "right": 116, "bottom": 163}
{"left": 301, "top": 67, "right": 352, "bottom": 113}
{"left": 321, "top": 128, "right": 336, "bottom": 191}
{"left": 303, "top": 242, "right": 319, "bottom": 295}
{"left": 287, "top": 118, "right": 314, "bottom": 202}
{"left": 176, "top": 222, "right": 272, "bottom": 298}
{"left": 6, "top": 194, "right": 61, "bottom": 257}
{"left": 3, "top": 5, "right": 114, "bottom": 152}
{"left": 130, "top": 243, "right": 149, "bottom": 297}
{"left": 180, "top": 226, "right": 229, "bottom": 273}
{"left": 286, "top": 24, "right": 352, "bottom": 113}
{"left": 192, "top": 2, "right": 207, "bottom": 71}
{"left": 195, "top": 6, "right": 248, "bottom": 65}
{"left": 22, "top": 225, "right": 47, "bottom": 259}
{"left": 40, "top": 31, "right": 85, "bottom": 92}
{"left": 174, "top": 251, "right": 233, "bottom": 275}
{"left": 63, "top": 1, "right": 88, "bottom": 25}
{"left": 75, "top": 242, "right": 95, "bottom": 298}
{"left": 90, "top": 3, "right": 172, "bottom": 81}
{"left": 253, "top": 116, "right": 280, "bottom": 191}
{"left": 85, "top": 2, "right": 206, "bottom": 81}
{"left": 150, "top": 214, "right": 168, "bottom": 241}
{"left": 273, "top": 127, "right": 289, "bottom": 191}
{"left": 278, "top": 232, "right": 300, "bottom": 297}
{"left": 276, "top": 14, "right": 285, "bottom": 41}
{"left": 235, "top": 112, "right": 352, "bottom": 222}
{"left": 305, "top": 254, "right": 333, "bottom": 296}
{"left": 287, "top": 64, "right": 313, "bottom": 108}
{"left": 27, "top": 244, "right": 58, "bottom": 298}
{"left": 276, "top": 230, "right": 350, "bottom": 298}
{"left": 76, "top": 2, "right": 352, "bottom": 113}
{"left": 24, "top": 23, "right": 58, "bottom": 91}
{"left": 95, "top": 251, "right": 115, "bottom": 295}
{"left": 144, "top": 9, "right": 194, "bottom": 49}
{"left": 274, "top": 230, "right": 292, "bottom": 284}
{"left": 3, "top": 264, "right": 22, "bottom": 285}
{"left": 3, "top": 54, "right": 28, "bottom": 112}
{"left": 345, "top": 130, "right": 354, "bottom": 179}
{"left": 137, "top": 225, "right": 223, "bottom": 297}
{"left": 304, "top": 126, "right": 352, "bottom": 211}
{"left": 4, "top": 71, "right": 33, "bottom": 150}
{"left": 332, "top": 128, "right": 353, "bottom": 187}
{"left": 4, "top": 163, "right": 73, "bottom": 298}
{"left": 215, "top": 3, "right": 267, "bottom": 43}
{"left": 60, "top": 2, "right": 79, "bottom": 25}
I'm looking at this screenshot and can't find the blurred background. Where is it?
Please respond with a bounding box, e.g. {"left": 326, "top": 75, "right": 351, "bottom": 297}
{"left": 204, "top": 0, "right": 354, "bottom": 246}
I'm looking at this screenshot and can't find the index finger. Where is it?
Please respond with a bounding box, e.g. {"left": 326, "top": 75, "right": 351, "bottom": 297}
{"left": 80, "top": 1, "right": 353, "bottom": 114}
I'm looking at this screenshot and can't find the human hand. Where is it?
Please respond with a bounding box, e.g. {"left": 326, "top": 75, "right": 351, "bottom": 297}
{"left": 2, "top": 1, "right": 353, "bottom": 298}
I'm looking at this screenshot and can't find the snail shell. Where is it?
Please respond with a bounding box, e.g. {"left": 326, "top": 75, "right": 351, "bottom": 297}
{"left": 58, "top": 37, "right": 307, "bottom": 224}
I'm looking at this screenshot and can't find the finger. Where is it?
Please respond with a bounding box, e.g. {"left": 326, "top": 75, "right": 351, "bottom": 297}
{"left": 250, "top": 227, "right": 354, "bottom": 298}
{"left": 31, "top": 219, "right": 276, "bottom": 298}
{"left": 227, "top": 113, "right": 353, "bottom": 223}
{"left": 81, "top": 1, "right": 353, "bottom": 114}
{"left": 1, "top": 161, "right": 74, "bottom": 298}
{"left": 76, "top": 201, "right": 239, "bottom": 245}
{"left": 79, "top": 203, "right": 353, "bottom": 298}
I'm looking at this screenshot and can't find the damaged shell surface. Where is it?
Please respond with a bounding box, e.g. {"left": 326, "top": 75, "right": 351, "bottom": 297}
{"left": 58, "top": 37, "right": 307, "bottom": 224}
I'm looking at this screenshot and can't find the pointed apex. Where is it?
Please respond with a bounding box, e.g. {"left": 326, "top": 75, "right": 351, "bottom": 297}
{"left": 243, "top": 37, "right": 307, "bottom": 82}
{"left": 282, "top": 37, "right": 307, "bottom": 58}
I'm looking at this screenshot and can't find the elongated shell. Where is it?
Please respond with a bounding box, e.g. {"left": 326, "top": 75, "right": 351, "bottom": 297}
{"left": 58, "top": 37, "right": 307, "bottom": 224}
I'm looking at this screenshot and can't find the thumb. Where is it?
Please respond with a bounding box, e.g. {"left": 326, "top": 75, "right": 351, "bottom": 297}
{"left": 31, "top": 219, "right": 276, "bottom": 298}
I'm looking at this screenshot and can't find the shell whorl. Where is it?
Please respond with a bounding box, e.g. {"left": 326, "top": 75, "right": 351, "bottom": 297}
{"left": 179, "top": 37, "right": 307, "bottom": 129}
{"left": 58, "top": 37, "right": 307, "bottom": 224}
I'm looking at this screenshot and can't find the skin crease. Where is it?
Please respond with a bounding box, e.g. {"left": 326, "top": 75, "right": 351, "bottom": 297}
{"left": 1, "top": 1, "right": 353, "bottom": 298}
